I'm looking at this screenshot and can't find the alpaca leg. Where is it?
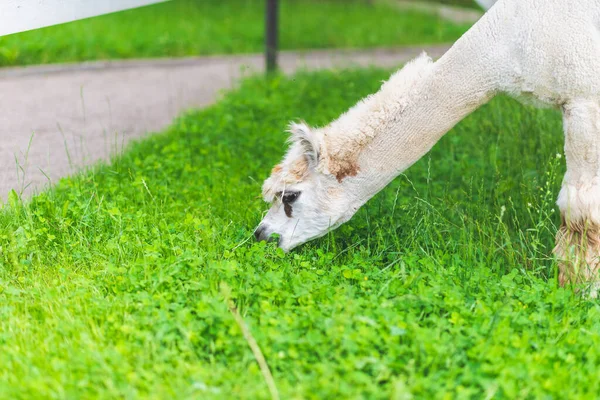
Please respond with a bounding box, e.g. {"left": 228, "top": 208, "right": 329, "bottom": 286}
{"left": 554, "top": 100, "right": 600, "bottom": 296}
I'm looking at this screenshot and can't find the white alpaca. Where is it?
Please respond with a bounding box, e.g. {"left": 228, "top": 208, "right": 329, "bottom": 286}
{"left": 256, "top": 0, "right": 600, "bottom": 295}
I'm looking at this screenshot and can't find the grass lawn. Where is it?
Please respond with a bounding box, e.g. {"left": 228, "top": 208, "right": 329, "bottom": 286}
{"left": 0, "top": 0, "right": 471, "bottom": 67}
{"left": 1, "top": 67, "right": 599, "bottom": 398}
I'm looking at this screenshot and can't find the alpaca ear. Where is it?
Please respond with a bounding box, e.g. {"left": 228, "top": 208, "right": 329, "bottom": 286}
{"left": 287, "top": 121, "right": 320, "bottom": 166}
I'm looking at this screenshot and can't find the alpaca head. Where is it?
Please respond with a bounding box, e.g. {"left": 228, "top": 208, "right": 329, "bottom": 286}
{"left": 256, "top": 54, "right": 436, "bottom": 250}
{"left": 256, "top": 122, "right": 358, "bottom": 251}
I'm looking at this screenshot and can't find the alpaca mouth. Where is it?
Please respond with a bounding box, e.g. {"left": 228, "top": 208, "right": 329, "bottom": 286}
{"left": 254, "top": 224, "right": 281, "bottom": 246}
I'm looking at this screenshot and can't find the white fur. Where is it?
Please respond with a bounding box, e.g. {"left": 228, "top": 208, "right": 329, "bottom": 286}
{"left": 558, "top": 100, "right": 600, "bottom": 224}
{"left": 258, "top": 0, "right": 600, "bottom": 288}
{"left": 557, "top": 180, "right": 600, "bottom": 226}
{"left": 317, "top": 54, "right": 435, "bottom": 177}
{"left": 287, "top": 121, "right": 320, "bottom": 166}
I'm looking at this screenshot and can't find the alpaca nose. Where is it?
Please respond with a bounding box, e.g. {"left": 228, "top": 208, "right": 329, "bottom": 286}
{"left": 254, "top": 224, "right": 279, "bottom": 244}
{"left": 254, "top": 224, "right": 268, "bottom": 242}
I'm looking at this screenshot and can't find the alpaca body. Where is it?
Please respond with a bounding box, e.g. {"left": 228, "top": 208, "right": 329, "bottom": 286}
{"left": 258, "top": 0, "right": 600, "bottom": 294}
{"left": 485, "top": 0, "right": 600, "bottom": 292}
{"left": 492, "top": 0, "right": 600, "bottom": 107}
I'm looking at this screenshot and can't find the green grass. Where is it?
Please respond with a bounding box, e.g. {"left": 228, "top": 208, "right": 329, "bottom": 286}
{"left": 1, "top": 67, "right": 599, "bottom": 399}
{"left": 0, "top": 0, "right": 471, "bottom": 67}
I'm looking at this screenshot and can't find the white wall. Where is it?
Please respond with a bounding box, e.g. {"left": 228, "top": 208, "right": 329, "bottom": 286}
{"left": 0, "top": 0, "right": 169, "bottom": 37}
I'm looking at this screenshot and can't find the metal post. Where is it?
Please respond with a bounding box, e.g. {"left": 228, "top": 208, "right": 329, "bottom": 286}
{"left": 265, "top": 0, "right": 278, "bottom": 73}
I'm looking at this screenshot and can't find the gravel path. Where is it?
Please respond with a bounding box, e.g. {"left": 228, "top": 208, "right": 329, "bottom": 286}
{"left": 394, "top": 1, "right": 483, "bottom": 24}
{"left": 0, "top": 45, "right": 451, "bottom": 199}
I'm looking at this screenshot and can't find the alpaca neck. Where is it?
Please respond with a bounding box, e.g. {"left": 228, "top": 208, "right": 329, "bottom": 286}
{"left": 345, "top": 42, "right": 498, "bottom": 207}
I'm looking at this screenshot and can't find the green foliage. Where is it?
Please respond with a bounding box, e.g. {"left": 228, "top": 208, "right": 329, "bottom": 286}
{"left": 0, "top": 0, "right": 470, "bottom": 67}
{"left": 0, "top": 68, "right": 598, "bottom": 398}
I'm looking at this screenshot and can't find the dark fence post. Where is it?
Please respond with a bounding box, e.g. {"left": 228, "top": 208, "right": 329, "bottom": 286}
{"left": 265, "top": 0, "right": 279, "bottom": 73}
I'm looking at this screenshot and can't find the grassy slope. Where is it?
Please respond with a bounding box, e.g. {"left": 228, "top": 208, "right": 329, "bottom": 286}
{"left": 0, "top": 0, "right": 470, "bottom": 67}
{"left": 0, "top": 68, "right": 599, "bottom": 398}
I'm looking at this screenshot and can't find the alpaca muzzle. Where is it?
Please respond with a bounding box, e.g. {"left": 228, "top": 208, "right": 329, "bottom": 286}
{"left": 254, "top": 224, "right": 280, "bottom": 245}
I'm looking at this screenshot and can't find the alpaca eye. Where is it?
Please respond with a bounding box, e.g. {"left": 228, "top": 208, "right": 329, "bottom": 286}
{"left": 282, "top": 191, "right": 300, "bottom": 204}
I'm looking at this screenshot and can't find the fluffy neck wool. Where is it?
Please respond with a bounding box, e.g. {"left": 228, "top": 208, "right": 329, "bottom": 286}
{"left": 323, "top": 27, "right": 498, "bottom": 207}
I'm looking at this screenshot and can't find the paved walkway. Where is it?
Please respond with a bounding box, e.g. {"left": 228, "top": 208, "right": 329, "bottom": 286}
{"left": 395, "top": 1, "right": 483, "bottom": 24}
{"left": 0, "top": 45, "right": 451, "bottom": 199}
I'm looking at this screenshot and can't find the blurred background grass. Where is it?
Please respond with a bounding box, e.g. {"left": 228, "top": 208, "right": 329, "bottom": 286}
{"left": 0, "top": 0, "right": 476, "bottom": 67}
